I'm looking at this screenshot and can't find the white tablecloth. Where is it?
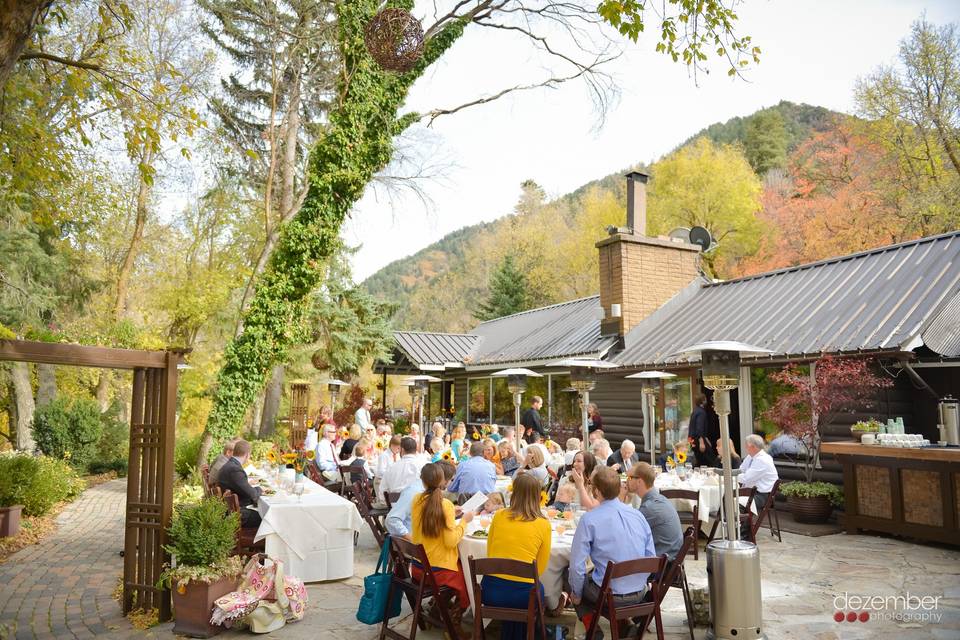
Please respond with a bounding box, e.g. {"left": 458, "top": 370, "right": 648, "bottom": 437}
{"left": 651, "top": 475, "right": 756, "bottom": 524}
{"left": 254, "top": 477, "right": 361, "bottom": 583}
{"left": 458, "top": 520, "right": 574, "bottom": 612}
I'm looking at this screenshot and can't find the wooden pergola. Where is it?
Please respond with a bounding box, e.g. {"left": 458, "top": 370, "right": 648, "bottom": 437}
{"left": 0, "top": 339, "right": 183, "bottom": 621}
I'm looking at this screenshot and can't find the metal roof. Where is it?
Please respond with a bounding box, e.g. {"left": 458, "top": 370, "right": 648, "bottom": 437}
{"left": 612, "top": 231, "right": 960, "bottom": 368}
{"left": 467, "top": 296, "right": 617, "bottom": 366}
{"left": 922, "top": 291, "right": 960, "bottom": 357}
{"left": 393, "top": 331, "right": 479, "bottom": 367}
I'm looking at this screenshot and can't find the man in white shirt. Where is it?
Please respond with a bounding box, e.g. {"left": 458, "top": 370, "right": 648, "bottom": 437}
{"left": 378, "top": 437, "right": 425, "bottom": 501}
{"left": 354, "top": 398, "right": 373, "bottom": 431}
{"left": 313, "top": 424, "right": 340, "bottom": 482}
{"left": 738, "top": 433, "right": 779, "bottom": 517}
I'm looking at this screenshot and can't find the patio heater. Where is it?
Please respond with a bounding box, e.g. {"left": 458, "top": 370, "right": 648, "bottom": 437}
{"left": 625, "top": 371, "right": 676, "bottom": 464}
{"left": 405, "top": 375, "right": 440, "bottom": 451}
{"left": 491, "top": 368, "right": 542, "bottom": 454}
{"left": 323, "top": 379, "right": 349, "bottom": 411}
{"left": 668, "top": 341, "right": 771, "bottom": 640}
{"left": 549, "top": 359, "right": 619, "bottom": 447}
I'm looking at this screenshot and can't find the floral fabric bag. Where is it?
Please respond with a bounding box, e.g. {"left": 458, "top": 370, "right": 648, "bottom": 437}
{"left": 210, "top": 554, "right": 307, "bottom": 633}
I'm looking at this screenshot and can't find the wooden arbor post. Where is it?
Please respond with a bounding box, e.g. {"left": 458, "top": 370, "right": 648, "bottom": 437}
{"left": 289, "top": 381, "right": 311, "bottom": 449}
{"left": 0, "top": 339, "right": 182, "bottom": 621}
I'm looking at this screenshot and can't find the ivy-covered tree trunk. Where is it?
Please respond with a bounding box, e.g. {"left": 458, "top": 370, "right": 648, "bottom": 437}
{"left": 198, "top": 1, "right": 465, "bottom": 463}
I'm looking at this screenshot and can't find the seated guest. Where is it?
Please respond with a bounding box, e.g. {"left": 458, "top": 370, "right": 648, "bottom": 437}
{"left": 591, "top": 438, "right": 612, "bottom": 465}
{"left": 479, "top": 492, "right": 505, "bottom": 515}
{"left": 385, "top": 460, "right": 455, "bottom": 539}
{"left": 217, "top": 439, "right": 263, "bottom": 529}
{"left": 588, "top": 429, "right": 604, "bottom": 446}
{"left": 430, "top": 421, "right": 446, "bottom": 445}
{"left": 502, "top": 426, "right": 516, "bottom": 446}
{"left": 339, "top": 437, "right": 374, "bottom": 482}
{"left": 519, "top": 445, "right": 549, "bottom": 488}
{"left": 314, "top": 424, "right": 340, "bottom": 482}
{"left": 564, "top": 438, "right": 581, "bottom": 466}
{"left": 553, "top": 483, "right": 577, "bottom": 512}
{"left": 376, "top": 419, "right": 391, "bottom": 436}
{"left": 484, "top": 473, "right": 552, "bottom": 640}
{"left": 448, "top": 442, "right": 497, "bottom": 495}
{"left": 607, "top": 439, "right": 639, "bottom": 473}
{"left": 625, "top": 462, "right": 682, "bottom": 561}
{"left": 739, "top": 434, "right": 779, "bottom": 517}
{"left": 412, "top": 463, "right": 474, "bottom": 631}
{"left": 209, "top": 439, "right": 237, "bottom": 484}
{"left": 338, "top": 424, "right": 362, "bottom": 460}
{"left": 567, "top": 450, "right": 599, "bottom": 511}
{"left": 408, "top": 422, "right": 421, "bottom": 450}
{"left": 489, "top": 424, "right": 502, "bottom": 442}
{"left": 482, "top": 438, "right": 503, "bottom": 475}
{"left": 450, "top": 424, "right": 469, "bottom": 462}
{"left": 659, "top": 440, "right": 690, "bottom": 472}
{"left": 376, "top": 435, "right": 403, "bottom": 478}
{"left": 379, "top": 437, "right": 426, "bottom": 501}
{"left": 498, "top": 440, "right": 520, "bottom": 477}
{"left": 569, "top": 467, "right": 656, "bottom": 637}
{"left": 709, "top": 437, "right": 741, "bottom": 469}
{"left": 429, "top": 437, "right": 447, "bottom": 462}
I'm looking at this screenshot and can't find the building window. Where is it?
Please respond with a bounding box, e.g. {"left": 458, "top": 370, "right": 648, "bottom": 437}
{"left": 492, "top": 377, "right": 513, "bottom": 425}
{"left": 428, "top": 382, "right": 442, "bottom": 423}
{"left": 662, "top": 376, "right": 693, "bottom": 447}
{"left": 468, "top": 378, "right": 490, "bottom": 423}
{"left": 549, "top": 374, "right": 578, "bottom": 430}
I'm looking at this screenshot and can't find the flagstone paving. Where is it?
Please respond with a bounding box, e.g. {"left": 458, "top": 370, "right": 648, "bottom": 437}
{"left": 1, "top": 479, "right": 958, "bottom": 640}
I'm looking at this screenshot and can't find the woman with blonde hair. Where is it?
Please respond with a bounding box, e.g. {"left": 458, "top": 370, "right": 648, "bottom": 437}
{"left": 481, "top": 437, "right": 503, "bottom": 475}
{"left": 484, "top": 472, "right": 551, "bottom": 640}
{"left": 411, "top": 463, "right": 474, "bottom": 629}
{"left": 520, "top": 445, "right": 549, "bottom": 487}
{"left": 450, "top": 423, "right": 468, "bottom": 462}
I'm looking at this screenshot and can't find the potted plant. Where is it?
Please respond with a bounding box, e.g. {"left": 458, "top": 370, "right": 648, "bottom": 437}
{"left": 763, "top": 356, "right": 892, "bottom": 523}
{"left": 850, "top": 419, "right": 882, "bottom": 442}
{"left": 159, "top": 497, "right": 244, "bottom": 638}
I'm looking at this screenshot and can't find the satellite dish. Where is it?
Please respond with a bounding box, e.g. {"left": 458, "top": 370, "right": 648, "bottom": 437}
{"left": 668, "top": 227, "right": 691, "bottom": 242}
{"left": 689, "top": 226, "right": 713, "bottom": 252}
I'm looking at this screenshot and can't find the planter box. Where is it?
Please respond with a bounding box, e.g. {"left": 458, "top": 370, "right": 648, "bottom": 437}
{"left": 0, "top": 505, "right": 23, "bottom": 538}
{"left": 787, "top": 494, "right": 833, "bottom": 524}
{"left": 171, "top": 575, "right": 239, "bottom": 638}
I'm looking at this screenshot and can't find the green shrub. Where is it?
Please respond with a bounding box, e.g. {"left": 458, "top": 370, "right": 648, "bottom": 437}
{"left": 174, "top": 431, "right": 203, "bottom": 478}
{"left": 96, "top": 400, "right": 129, "bottom": 462}
{"left": 780, "top": 481, "right": 844, "bottom": 506}
{"left": 163, "top": 497, "right": 238, "bottom": 568}
{"left": 248, "top": 439, "right": 276, "bottom": 463}
{"left": 0, "top": 453, "right": 85, "bottom": 516}
{"left": 87, "top": 458, "right": 128, "bottom": 476}
{"left": 32, "top": 398, "right": 103, "bottom": 469}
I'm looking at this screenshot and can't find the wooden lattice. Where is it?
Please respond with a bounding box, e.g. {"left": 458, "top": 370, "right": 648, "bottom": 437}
{"left": 855, "top": 464, "right": 892, "bottom": 519}
{"left": 290, "top": 382, "right": 311, "bottom": 449}
{"left": 364, "top": 8, "right": 424, "bottom": 73}
{"left": 901, "top": 468, "right": 943, "bottom": 527}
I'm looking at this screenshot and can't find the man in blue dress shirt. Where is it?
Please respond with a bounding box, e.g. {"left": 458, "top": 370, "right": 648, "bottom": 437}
{"left": 447, "top": 442, "right": 496, "bottom": 495}
{"left": 569, "top": 466, "right": 657, "bottom": 639}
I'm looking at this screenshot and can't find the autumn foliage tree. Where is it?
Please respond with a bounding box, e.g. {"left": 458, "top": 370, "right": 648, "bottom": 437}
{"left": 762, "top": 357, "right": 892, "bottom": 483}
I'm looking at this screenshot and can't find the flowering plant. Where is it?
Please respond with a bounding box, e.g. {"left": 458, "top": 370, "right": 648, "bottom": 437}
{"left": 666, "top": 449, "right": 687, "bottom": 469}
{"left": 266, "top": 446, "right": 315, "bottom": 473}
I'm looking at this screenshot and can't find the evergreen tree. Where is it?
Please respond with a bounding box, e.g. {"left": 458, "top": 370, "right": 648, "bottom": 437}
{"left": 744, "top": 109, "right": 788, "bottom": 174}
{"left": 474, "top": 255, "right": 531, "bottom": 321}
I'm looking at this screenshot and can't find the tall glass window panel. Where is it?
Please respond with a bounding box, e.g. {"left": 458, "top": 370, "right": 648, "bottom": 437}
{"left": 662, "top": 377, "right": 693, "bottom": 448}
{"left": 492, "top": 377, "right": 513, "bottom": 425}
{"left": 468, "top": 378, "right": 489, "bottom": 424}
{"left": 428, "top": 382, "right": 442, "bottom": 423}
{"left": 549, "top": 374, "right": 578, "bottom": 430}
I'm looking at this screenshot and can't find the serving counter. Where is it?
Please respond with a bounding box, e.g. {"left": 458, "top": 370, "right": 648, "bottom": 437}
{"left": 821, "top": 442, "right": 960, "bottom": 545}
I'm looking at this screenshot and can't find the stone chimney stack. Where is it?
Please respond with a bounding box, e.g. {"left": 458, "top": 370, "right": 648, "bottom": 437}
{"left": 597, "top": 173, "right": 700, "bottom": 338}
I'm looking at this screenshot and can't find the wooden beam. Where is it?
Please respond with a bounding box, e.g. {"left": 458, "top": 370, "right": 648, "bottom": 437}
{"left": 0, "top": 339, "right": 170, "bottom": 369}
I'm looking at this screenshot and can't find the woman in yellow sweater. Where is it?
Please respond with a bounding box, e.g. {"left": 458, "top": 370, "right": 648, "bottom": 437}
{"left": 411, "top": 463, "right": 474, "bottom": 616}
{"left": 484, "top": 473, "right": 552, "bottom": 640}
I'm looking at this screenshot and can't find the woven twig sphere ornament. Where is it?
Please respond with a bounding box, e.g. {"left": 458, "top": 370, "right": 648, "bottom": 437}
{"left": 310, "top": 350, "right": 329, "bottom": 371}
{"left": 364, "top": 8, "right": 424, "bottom": 73}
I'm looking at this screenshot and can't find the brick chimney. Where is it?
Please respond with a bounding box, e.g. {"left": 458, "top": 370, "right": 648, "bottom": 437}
{"left": 597, "top": 172, "right": 700, "bottom": 337}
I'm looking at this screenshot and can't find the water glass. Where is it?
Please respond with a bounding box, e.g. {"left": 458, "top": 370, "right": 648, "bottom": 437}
{"left": 293, "top": 481, "right": 305, "bottom": 502}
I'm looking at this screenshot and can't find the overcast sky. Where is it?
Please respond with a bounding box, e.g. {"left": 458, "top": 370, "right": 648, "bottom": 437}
{"left": 342, "top": 0, "right": 959, "bottom": 282}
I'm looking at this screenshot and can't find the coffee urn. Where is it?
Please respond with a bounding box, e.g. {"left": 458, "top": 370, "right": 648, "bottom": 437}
{"left": 939, "top": 396, "right": 959, "bottom": 445}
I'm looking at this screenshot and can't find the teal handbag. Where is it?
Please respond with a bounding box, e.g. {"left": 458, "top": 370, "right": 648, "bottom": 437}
{"left": 356, "top": 536, "right": 402, "bottom": 624}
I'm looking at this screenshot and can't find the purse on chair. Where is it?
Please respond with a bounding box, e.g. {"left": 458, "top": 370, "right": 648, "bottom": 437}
{"left": 356, "top": 535, "right": 402, "bottom": 625}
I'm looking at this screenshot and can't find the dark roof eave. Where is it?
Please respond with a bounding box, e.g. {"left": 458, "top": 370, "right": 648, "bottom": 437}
{"left": 605, "top": 347, "right": 917, "bottom": 374}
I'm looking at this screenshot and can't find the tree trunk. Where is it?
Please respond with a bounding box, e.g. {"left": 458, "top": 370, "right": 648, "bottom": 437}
{"left": 10, "top": 362, "right": 35, "bottom": 451}
{"left": 259, "top": 365, "right": 284, "bottom": 438}
{"left": 114, "top": 147, "right": 154, "bottom": 320}
{"left": 248, "top": 387, "right": 266, "bottom": 437}
{"left": 36, "top": 363, "right": 56, "bottom": 407}
{"left": 95, "top": 370, "right": 111, "bottom": 412}
{"left": 0, "top": 0, "right": 53, "bottom": 89}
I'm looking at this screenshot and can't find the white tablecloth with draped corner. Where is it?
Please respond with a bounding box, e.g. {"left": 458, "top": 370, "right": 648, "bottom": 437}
{"left": 254, "top": 478, "right": 361, "bottom": 582}
{"left": 649, "top": 475, "right": 757, "bottom": 524}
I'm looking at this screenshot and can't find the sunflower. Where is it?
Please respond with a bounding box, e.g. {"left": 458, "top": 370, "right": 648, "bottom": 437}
{"left": 266, "top": 450, "right": 279, "bottom": 464}
{"left": 544, "top": 439, "right": 555, "bottom": 450}
{"left": 304, "top": 449, "right": 316, "bottom": 461}
{"left": 442, "top": 450, "right": 453, "bottom": 461}
{"left": 540, "top": 490, "right": 549, "bottom": 507}
{"left": 294, "top": 464, "right": 302, "bottom": 473}
{"left": 666, "top": 455, "right": 676, "bottom": 469}
{"left": 507, "top": 483, "right": 513, "bottom": 493}
{"left": 676, "top": 450, "right": 687, "bottom": 465}
{"left": 281, "top": 453, "right": 298, "bottom": 464}
{"left": 375, "top": 439, "right": 385, "bottom": 451}
{"left": 471, "top": 431, "right": 480, "bottom": 440}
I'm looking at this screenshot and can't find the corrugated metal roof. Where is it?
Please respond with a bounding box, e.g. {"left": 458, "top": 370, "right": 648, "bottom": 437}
{"left": 922, "top": 291, "right": 960, "bottom": 357}
{"left": 467, "top": 296, "right": 617, "bottom": 366}
{"left": 612, "top": 231, "right": 960, "bottom": 367}
{"left": 393, "top": 331, "right": 479, "bottom": 367}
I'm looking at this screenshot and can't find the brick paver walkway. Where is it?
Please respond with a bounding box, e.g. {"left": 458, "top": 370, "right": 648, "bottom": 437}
{"left": 0, "top": 479, "right": 135, "bottom": 640}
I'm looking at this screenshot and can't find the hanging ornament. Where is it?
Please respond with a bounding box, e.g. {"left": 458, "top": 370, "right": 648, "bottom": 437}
{"left": 310, "top": 350, "right": 329, "bottom": 371}
{"left": 364, "top": 8, "right": 424, "bottom": 73}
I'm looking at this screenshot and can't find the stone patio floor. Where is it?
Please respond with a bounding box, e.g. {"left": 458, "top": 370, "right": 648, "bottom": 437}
{"left": 0, "top": 478, "right": 958, "bottom": 640}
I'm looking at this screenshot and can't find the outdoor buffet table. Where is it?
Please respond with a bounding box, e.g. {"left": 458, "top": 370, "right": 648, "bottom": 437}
{"left": 822, "top": 442, "right": 960, "bottom": 546}
{"left": 253, "top": 476, "right": 362, "bottom": 582}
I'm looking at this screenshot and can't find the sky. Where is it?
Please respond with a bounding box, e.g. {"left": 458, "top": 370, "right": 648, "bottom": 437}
{"left": 343, "top": 0, "right": 960, "bottom": 282}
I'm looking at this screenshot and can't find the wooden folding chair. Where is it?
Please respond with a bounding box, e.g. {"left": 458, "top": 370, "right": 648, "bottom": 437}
{"left": 636, "top": 527, "right": 696, "bottom": 640}
{"left": 385, "top": 491, "right": 403, "bottom": 509}
{"left": 660, "top": 489, "right": 701, "bottom": 559}
{"left": 584, "top": 555, "right": 668, "bottom": 640}
{"left": 353, "top": 482, "right": 388, "bottom": 546}
{"left": 467, "top": 557, "right": 547, "bottom": 640}
{"left": 751, "top": 480, "right": 782, "bottom": 542}
{"left": 220, "top": 490, "right": 266, "bottom": 557}
{"left": 306, "top": 461, "right": 342, "bottom": 494}
{"left": 379, "top": 537, "right": 460, "bottom": 640}
{"left": 707, "top": 486, "right": 757, "bottom": 543}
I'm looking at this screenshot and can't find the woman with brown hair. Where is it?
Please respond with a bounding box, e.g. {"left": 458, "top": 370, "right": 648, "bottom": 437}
{"left": 484, "top": 472, "right": 552, "bottom": 640}
{"left": 411, "top": 463, "right": 474, "bottom": 627}
{"left": 521, "top": 445, "right": 549, "bottom": 487}
{"left": 569, "top": 450, "right": 600, "bottom": 510}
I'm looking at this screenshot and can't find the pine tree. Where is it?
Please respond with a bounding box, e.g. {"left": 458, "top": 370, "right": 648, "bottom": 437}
{"left": 474, "top": 255, "right": 531, "bottom": 321}
{"left": 744, "top": 110, "right": 788, "bottom": 175}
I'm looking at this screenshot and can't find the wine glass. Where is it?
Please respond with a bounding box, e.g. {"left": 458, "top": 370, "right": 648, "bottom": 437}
{"left": 555, "top": 524, "right": 567, "bottom": 536}
{"left": 479, "top": 516, "right": 491, "bottom": 529}
{"left": 293, "top": 482, "right": 305, "bottom": 503}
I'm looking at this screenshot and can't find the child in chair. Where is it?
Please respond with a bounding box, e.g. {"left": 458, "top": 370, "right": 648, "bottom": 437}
{"left": 553, "top": 483, "right": 577, "bottom": 512}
